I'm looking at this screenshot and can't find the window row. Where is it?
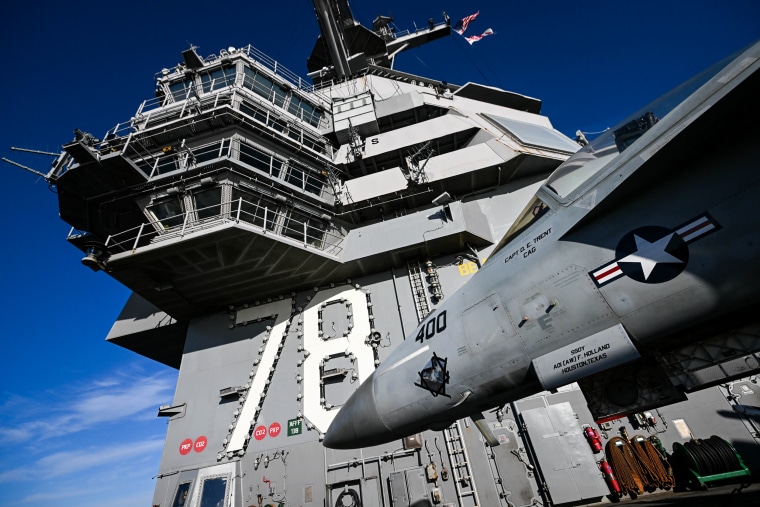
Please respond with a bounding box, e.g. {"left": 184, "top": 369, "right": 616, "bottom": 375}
{"left": 145, "top": 186, "right": 328, "bottom": 248}
{"left": 238, "top": 100, "right": 327, "bottom": 154}
{"left": 134, "top": 139, "right": 326, "bottom": 199}
{"left": 162, "top": 64, "right": 323, "bottom": 127}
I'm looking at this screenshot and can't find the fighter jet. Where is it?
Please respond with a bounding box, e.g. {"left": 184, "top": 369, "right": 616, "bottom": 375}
{"left": 324, "top": 40, "right": 760, "bottom": 449}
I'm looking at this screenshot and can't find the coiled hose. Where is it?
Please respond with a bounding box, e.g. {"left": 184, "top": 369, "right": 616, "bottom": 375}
{"left": 682, "top": 436, "right": 741, "bottom": 476}
{"left": 630, "top": 435, "right": 675, "bottom": 490}
{"left": 606, "top": 437, "right": 645, "bottom": 496}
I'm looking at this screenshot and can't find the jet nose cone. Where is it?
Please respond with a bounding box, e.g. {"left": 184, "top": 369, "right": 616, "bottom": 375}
{"left": 324, "top": 372, "right": 392, "bottom": 449}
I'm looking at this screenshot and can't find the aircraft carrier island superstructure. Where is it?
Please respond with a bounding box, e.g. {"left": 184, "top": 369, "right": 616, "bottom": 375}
{"left": 26, "top": 2, "right": 760, "bottom": 506}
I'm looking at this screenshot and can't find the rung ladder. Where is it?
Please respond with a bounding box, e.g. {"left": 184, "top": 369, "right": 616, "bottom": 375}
{"left": 444, "top": 420, "right": 481, "bottom": 506}
{"left": 407, "top": 260, "right": 430, "bottom": 322}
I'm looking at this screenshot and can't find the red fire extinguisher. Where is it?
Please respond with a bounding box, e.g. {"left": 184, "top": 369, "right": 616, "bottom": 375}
{"left": 583, "top": 425, "right": 603, "bottom": 453}
{"left": 599, "top": 458, "right": 621, "bottom": 495}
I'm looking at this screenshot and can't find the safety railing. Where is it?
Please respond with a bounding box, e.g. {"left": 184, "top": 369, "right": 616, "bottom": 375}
{"left": 103, "top": 197, "right": 344, "bottom": 257}
{"left": 152, "top": 44, "right": 331, "bottom": 103}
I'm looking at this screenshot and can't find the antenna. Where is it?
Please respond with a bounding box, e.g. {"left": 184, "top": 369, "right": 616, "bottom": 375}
{"left": 2, "top": 146, "right": 61, "bottom": 179}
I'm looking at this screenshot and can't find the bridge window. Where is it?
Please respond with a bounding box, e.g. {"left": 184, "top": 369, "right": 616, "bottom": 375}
{"left": 200, "top": 65, "right": 237, "bottom": 93}
{"left": 243, "top": 67, "right": 287, "bottom": 107}
{"left": 171, "top": 482, "right": 192, "bottom": 507}
{"left": 167, "top": 79, "right": 194, "bottom": 103}
{"left": 198, "top": 476, "right": 228, "bottom": 507}
{"left": 284, "top": 164, "right": 324, "bottom": 196}
{"left": 239, "top": 142, "right": 284, "bottom": 176}
{"left": 154, "top": 153, "right": 180, "bottom": 175}
{"left": 282, "top": 210, "right": 325, "bottom": 247}
{"left": 231, "top": 188, "right": 279, "bottom": 231}
{"left": 191, "top": 139, "right": 230, "bottom": 165}
{"left": 194, "top": 187, "right": 222, "bottom": 220}
{"left": 147, "top": 196, "right": 185, "bottom": 230}
{"left": 288, "top": 95, "right": 321, "bottom": 127}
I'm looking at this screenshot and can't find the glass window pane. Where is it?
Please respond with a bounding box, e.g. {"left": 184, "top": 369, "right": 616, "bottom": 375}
{"left": 287, "top": 128, "right": 300, "bottom": 141}
{"left": 306, "top": 217, "right": 325, "bottom": 247}
{"left": 192, "top": 142, "right": 222, "bottom": 164}
{"left": 271, "top": 158, "right": 284, "bottom": 178}
{"left": 239, "top": 144, "right": 271, "bottom": 172}
{"left": 199, "top": 477, "right": 227, "bottom": 507}
{"left": 201, "top": 66, "right": 236, "bottom": 93}
{"left": 168, "top": 79, "right": 193, "bottom": 102}
{"left": 267, "top": 116, "right": 286, "bottom": 132}
{"left": 491, "top": 196, "right": 548, "bottom": 255}
{"left": 149, "top": 197, "right": 185, "bottom": 229}
{"left": 250, "top": 73, "right": 274, "bottom": 100}
{"left": 172, "top": 482, "right": 192, "bottom": 507}
{"left": 273, "top": 86, "right": 287, "bottom": 108}
{"left": 287, "top": 95, "right": 302, "bottom": 117}
{"left": 231, "top": 189, "right": 277, "bottom": 231}
{"left": 285, "top": 166, "right": 304, "bottom": 188}
{"left": 155, "top": 154, "right": 179, "bottom": 175}
{"left": 283, "top": 211, "right": 307, "bottom": 241}
{"left": 304, "top": 172, "right": 324, "bottom": 196}
{"left": 194, "top": 187, "right": 222, "bottom": 220}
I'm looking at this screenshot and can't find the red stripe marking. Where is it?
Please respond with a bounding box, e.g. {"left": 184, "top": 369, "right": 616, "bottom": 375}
{"left": 679, "top": 219, "right": 711, "bottom": 238}
{"left": 596, "top": 265, "right": 621, "bottom": 280}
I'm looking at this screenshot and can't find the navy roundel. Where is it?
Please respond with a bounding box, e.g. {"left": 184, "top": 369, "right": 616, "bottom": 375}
{"left": 615, "top": 226, "right": 689, "bottom": 284}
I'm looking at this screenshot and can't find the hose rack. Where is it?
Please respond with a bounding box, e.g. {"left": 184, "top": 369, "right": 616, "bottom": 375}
{"left": 672, "top": 435, "right": 751, "bottom": 488}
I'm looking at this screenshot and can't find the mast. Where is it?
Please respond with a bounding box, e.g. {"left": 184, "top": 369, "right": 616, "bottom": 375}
{"left": 308, "top": 0, "right": 451, "bottom": 84}
{"left": 312, "top": 0, "right": 352, "bottom": 80}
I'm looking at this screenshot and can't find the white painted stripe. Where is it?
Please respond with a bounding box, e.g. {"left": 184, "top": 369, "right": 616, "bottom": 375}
{"left": 676, "top": 216, "right": 708, "bottom": 235}
{"left": 681, "top": 222, "right": 715, "bottom": 242}
{"left": 677, "top": 216, "right": 715, "bottom": 242}
{"left": 593, "top": 262, "right": 622, "bottom": 284}
{"left": 228, "top": 299, "right": 293, "bottom": 452}
{"left": 596, "top": 267, "right": 623, "bottom": 285}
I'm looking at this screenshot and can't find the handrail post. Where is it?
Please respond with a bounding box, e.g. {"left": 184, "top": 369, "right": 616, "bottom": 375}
{"left": 181, "top": 211, "right": 189, "bottom": 238}
{"left": 236, "top": 197, "right": 242, "bottom": 222}
{"left": 132, "top": 223, "right": 145, "bottom": 253}
{"left": 263, "top": 207, "right": 268, "bottom": 233}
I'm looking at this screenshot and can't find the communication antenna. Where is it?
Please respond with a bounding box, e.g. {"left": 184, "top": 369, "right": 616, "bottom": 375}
{"left": 2, "top": 146, "right": 60, "bottom": 180}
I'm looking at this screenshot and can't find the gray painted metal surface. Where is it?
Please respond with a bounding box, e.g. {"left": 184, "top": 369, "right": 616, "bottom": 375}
{"left": 521, "top": 403, "right": 608, "bottom": 505}
{"left": 26, "top": 2, "right": 760, "bottom": 507}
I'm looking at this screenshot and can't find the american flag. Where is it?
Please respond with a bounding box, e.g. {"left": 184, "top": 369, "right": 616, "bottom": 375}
{"left": 453, "top": 11, "right": 480, "bottom": 35}
{"left": 465, "top": 28, "right": 494, "bottom": 45}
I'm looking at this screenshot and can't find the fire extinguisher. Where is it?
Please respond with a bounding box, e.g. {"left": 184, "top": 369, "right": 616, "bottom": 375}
{"left": 583, "top": 425, "right": 603, "bottom": 453}
{"left": 599, "top": 458, "right": 621, "bottom": 496}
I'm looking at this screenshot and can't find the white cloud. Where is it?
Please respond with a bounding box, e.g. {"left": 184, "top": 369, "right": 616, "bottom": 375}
{"left": 0, "top": 368, "right": 175, "bottom": 446}
{"left": 0, "top": 438, "right": 164, "bottom": 483}
{"left": 0, "top": 365, "right": 175, "bottom": 507}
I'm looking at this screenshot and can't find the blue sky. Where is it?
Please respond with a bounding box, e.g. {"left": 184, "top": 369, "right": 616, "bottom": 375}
{"left": 0, "top": 1, "right": 757, "bottom": 506}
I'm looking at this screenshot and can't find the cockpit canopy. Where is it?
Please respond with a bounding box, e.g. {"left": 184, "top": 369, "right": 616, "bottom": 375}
{"left": 492, "top": 49, "right": 739, "bottom": 256}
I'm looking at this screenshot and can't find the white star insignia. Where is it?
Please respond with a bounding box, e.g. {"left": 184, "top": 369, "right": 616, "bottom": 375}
{"left": 618, "top": 233, "right": 683, "bottom": 279}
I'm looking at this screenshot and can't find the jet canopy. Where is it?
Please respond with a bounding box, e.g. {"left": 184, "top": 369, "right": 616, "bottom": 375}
{"left": 492, "top": 48, "right": 741, "bottom": 256}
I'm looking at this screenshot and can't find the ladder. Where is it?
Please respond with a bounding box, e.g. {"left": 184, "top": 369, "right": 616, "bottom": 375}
{"left": 407, "top": 260, "right": 430, "bottom": 322}
{"left": 444, "top": 421, "right": 481, "bottom": 507}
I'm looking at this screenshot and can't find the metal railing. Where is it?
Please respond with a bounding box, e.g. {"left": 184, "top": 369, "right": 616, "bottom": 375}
{"left": 99, "top": 82, "right": 330, "bottom": 164}
{"left": 101, "top": 198, "right": 344, "bottom": 257}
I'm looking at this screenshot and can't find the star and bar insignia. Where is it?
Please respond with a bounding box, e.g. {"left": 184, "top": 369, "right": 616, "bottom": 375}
{"left": 590, "top": 213, "right": 721, "bottom": 287}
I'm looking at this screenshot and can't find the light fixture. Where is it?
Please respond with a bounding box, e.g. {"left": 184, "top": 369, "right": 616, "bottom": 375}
{"left": 432, "top": 192, "right": 453, "bottom": 206}
{"left": 81, "top": 242, "right": 108, "bottom": 272}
